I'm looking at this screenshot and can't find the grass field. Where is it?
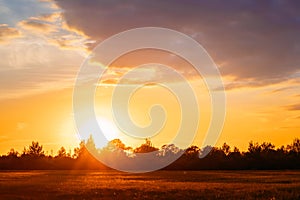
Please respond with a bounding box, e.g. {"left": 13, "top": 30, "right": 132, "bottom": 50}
{"left": 0, "top": 170, "right": 299, "bottom": 199}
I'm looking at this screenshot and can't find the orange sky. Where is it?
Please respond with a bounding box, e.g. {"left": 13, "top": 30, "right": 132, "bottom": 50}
{"left": 0, "top": 0, "right": 300, "bottom": 155}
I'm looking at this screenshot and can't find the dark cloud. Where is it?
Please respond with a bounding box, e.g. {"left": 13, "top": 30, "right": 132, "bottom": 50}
{"left": 55, "top": 0, "right": 300, "bottom": 85}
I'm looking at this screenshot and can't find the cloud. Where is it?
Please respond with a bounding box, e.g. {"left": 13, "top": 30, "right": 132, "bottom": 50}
{"left": 1, "top": 0, "right": 300, "bottom": 100}
{"left": 0, "top": 8, "right": 93, "bottom": 100}
{"left": 213, "top": 76, "right": 287, "bottom": 91}
{"left": 54, "top": 0, "right": 300, "bottom": 87}
{"left": 0, "top": 40, "right": 85, "bottom": 99}
{"left": 15, "top": 11, "right": 93, "bottom": 51}
{"left": 0, "top": 0, "right": 59, "bottom": 27}
{"left": 285, "top": 104, "right": 300, "bottom": 111}
{"left": 29, "top": 12, "right": 61, "bottom": 22}
{"left": 19, "top": 20, "right": 54, "bottom": 32}
{"left": 269, "top": 87, "right": 293, "bottom": 94}
{"left": 95, "top": 65, "right": 159, "bottom": 86}
{"left": 0, "top": 24, "right": 21, "bottom": 43}
{"left": 0, "top": 0, "right": 94, "bottom": 50}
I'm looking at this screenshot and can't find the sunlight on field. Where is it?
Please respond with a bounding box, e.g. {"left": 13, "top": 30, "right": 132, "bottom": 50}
{"left": 0, "top": 171, "right": 299, "bottom": 199}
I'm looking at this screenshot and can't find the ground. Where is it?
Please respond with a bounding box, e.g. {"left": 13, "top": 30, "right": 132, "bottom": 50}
{"left": 0, "top": 170, "right": 300, "bottom": 199}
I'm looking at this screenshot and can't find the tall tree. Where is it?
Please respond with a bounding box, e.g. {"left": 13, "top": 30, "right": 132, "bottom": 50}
{"left": 24, "top": 141, "right": 45, "bottom": 157}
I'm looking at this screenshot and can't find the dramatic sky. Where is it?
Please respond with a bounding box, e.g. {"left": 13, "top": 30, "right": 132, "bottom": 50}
{"left": 0, "top": 0, "right": 300, "bottom": 155}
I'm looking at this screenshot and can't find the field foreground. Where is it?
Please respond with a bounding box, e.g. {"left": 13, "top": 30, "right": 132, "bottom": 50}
{"left": 0, "top": 170, "right": 300, "bottom": 199}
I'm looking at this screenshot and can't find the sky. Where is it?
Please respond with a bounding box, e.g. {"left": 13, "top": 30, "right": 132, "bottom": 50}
{"left": 0, "top": 0, "right": 300, "bottom": 155}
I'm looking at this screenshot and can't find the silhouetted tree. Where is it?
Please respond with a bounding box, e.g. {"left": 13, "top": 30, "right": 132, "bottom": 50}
{"left": 86, "top": 135, "right": 97, "bottom": 154}
{"left": 221, "top": 143, "right": 231, "bottom": 156}
{"left": 105, "top": 139, "right": 132, "bottom": 152}
{"left": 134, "top": 139, "right": 158, "bottom": 153}
{"left": 185, "top": 146, "right": 200, "bottom": 159}
{"left": 1, "top": 138, "right": 300, "bottom": 170}
{"left": 233, "top": 146, "right": 240, "bottom": 153}
{"left": 23, "top": 141, "right": 44, "bottom": 157}
{"left": 159, "top": 144, "right": 182, "bottom": 157}
{"left": 57, "top": 147, "right": 67, "bottom": 158}
{"left": 7, "top": 148, "right": 19, "bottom": 158}
{"left": 75, "top": 141, "right": 88, "bottom": 159}
{"left": 287, "top": 138, "right": 300, "bottom": 154}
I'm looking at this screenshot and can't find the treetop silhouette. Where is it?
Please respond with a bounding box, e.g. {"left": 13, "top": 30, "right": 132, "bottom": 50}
{"left": 0, "top": 137, "right": 299, "bottom": 170}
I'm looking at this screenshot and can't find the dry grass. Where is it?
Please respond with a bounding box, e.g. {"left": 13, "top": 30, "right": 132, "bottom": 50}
{"left": 0, "top": 170, "right": 299, "bottom": 199}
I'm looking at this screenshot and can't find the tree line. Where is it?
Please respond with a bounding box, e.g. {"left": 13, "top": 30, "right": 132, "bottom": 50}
{"left": 0, "top": 137, "right": 299, "bottom": 170}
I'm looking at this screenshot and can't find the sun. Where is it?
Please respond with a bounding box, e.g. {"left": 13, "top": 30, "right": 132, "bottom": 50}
{"left": 97, "top": 117, "right": 120, "bottom": 141}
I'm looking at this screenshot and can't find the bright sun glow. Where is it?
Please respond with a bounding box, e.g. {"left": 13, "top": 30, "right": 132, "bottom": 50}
{"left": 97, "top": 117, "right": 120, "bottom": 141}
